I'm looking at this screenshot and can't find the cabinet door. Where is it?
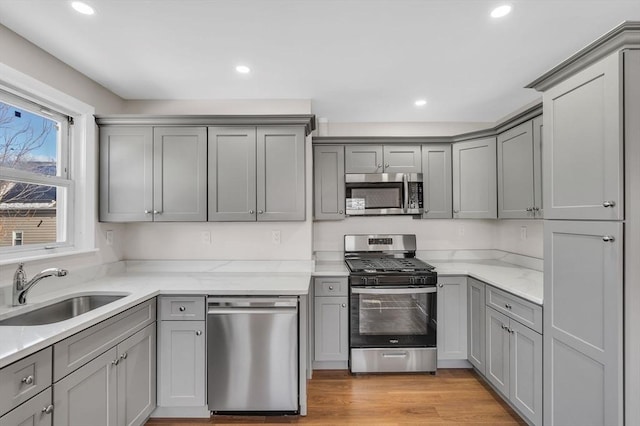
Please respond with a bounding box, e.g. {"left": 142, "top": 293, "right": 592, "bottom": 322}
{"left": 314, "top": 296, "right": 348, "bottom": 362}
{"left": 54, "top": 347, "right": 118, "bottom": 426}
{"left": 544, "top": 220, "right": 623, "bottom": 426}
{"left": 543, "top": 52, "right": 623, "bottom": 220}
{"left": 208, "top": 127, "right": 257, "bottom": 221}
{"left": 99, "top": 126, "right": 153, "bottom": 222}
{"left": 532, "top": 115, "right": 543, "bottom": 218}
{"left": 257, "top": 126, "right": 306, "bottom": 221}
{"left": 383, "top": 145, "right": 422, "bottom": 173}
{"left": 485, "top": 307, "right": 510, "bottom": 397}
{"left": 498, "top": 121, "right": 536, "bottom": 219}
{"left": 467, "top": 278, "right": 485, "bottom": 373}
{"left": 313, "top": 145, "right": 345, "bottom": 220}
{"left": 117, "top": 324, "right": 156, "bottom": 426}
{"left": 510, "top": 320, "right": 542, "bottom": 426}
{"left": 158, "top": 321, "right": 206, "bottom": 407}
{"left": 436, "top": 276, "right": 467, "bottom": 362}
{"left": 452, "top": 137, "right": 497, "bottom": 219}
{"left": 0, "top": 388, "right": 52, "bottom": 426}
{"left": 153, "top": 127, "right": 207, "bottom": 221}
{"left": 345, "top": 145, "right": 383, "bottom": 173}
{"left": 421, "top": 144, "right": 452, "bottom": 219}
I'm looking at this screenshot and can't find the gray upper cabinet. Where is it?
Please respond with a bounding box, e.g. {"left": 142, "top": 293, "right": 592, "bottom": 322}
{"left": 544, "top": 220, "right": 623, "bottom": 426}
{"left": 152, "top": 127, "right": 207, "bottom": 221}
{"left": 497, "top": 119, "right": 542, "bottom": 219}
{"left": 100, "top": 126, "right": 207, "bottom": 222}
{"left": 542, "top": 52, "right": 623, "bottom": 220}
{"left": 208, "top": 127, "right": 257, "bottom": 222}
{"left": 345, "top": 145, "right": 421, "bottom": 173}
{"left": 100, "top": 126, "right": 153, "bottom": 222}
{"left": 313, "top": 145, "right": 345, "bottom": 220}
{"left": 421, "top": 144, "right": 452, "bottom": 218}
{"left": 208, "top": 126, "right": 305, "bottom": 222}
{"left": 452, "top": 137, "right": 497, "bottom": 219}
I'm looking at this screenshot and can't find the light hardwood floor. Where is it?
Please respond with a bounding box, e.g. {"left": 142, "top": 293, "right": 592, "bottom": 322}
{"left": 146, "top": 369, "right": 526, "bottom": 425}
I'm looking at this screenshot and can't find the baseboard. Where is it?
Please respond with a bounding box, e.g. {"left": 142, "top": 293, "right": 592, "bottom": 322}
{"left": 313, "top": 360, "right": 349, "bottom": 370}
{"left": 150, "top": 405, "right": 210, "bottom": 418}
{"left": 437, "top": 359, "right": 472, "bottom": 369}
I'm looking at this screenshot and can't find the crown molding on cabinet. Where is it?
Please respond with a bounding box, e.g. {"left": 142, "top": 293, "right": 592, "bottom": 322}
{"left": 94, "top": 114, "right": 317, "bottom": 136}
{"left": 526, "top": 20, "right": 640, "bottom": 92}
{"left": 312, "top": 104, "right": 542, "bottom": 144}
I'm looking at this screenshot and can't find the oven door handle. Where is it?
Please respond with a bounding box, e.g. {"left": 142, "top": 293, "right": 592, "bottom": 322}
{"left": 351, "top": 287, "right": 437, "bottom": 295}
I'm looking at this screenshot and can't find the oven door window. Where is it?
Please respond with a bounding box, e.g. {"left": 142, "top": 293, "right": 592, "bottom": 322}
{"left": 350, "top": 287, "right": 437, "bottom": 348}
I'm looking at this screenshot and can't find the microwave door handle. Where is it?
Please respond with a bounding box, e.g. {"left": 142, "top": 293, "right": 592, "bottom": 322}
{"left": 403, "top": 174, "right": 409, "bottom": 211}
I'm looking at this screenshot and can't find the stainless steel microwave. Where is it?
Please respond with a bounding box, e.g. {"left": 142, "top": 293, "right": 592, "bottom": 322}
{"left": 345, "top": 173, "right": 424, "bottom": 215}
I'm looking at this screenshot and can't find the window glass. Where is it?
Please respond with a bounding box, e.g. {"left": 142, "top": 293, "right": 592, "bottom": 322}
{"left": 0, "top": 93, "right": 70, "bottom": 252}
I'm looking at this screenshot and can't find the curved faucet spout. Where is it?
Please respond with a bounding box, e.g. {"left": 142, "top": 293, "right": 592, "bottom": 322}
{"left": 12, "top": 263, "right": 69, "bottom": 306}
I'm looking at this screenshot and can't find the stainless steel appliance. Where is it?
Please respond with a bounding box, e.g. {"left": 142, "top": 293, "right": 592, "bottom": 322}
{"left": 345, "top": 173, "right": 423, "bottom": 215}
{"left": 345, "top": 234, "right": 437, "bottom": 373}
{"left": 206, "top": 297, "right": 299, "bottom": 414}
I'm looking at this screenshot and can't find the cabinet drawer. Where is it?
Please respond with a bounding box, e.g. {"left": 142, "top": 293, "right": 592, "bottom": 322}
{"left": 0, "top": 387, "right": 52, "bottom": 426}
{"left": 486, "top": 287, "right": 542, "bottom": 333}
{"left": 53, "top": 299, "right": 156, "bottom": 382}
{"left": 0, "top": 347, "right": 52, "bottom": 416}
{"left": 159, "top": 296, "right": 205, "bottom": 321}
{"left": 314, "top": 277, "right": 348, "bottom": 297}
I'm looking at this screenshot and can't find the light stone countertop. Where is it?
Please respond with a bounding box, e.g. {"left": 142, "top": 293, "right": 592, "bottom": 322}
{"left": 0, "top": 261, "right": 312, "bottom": 369}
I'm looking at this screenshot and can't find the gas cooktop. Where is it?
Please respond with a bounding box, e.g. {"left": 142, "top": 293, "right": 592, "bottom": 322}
{"left": 345, "top": 257, "right": 435, "bottom": 274}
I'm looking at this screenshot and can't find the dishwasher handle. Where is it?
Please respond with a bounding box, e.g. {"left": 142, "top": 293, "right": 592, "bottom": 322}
{"left": 207, "top": 306, "right": 298, "bottom": 315}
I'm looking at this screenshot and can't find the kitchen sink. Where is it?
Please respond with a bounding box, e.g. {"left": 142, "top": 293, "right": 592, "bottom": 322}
{"left": 0, "top": 294, "right": 127, "bottom": 326}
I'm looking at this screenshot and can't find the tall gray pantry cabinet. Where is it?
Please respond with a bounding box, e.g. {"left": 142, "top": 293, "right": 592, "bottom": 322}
{"left": 526, "top": 23, "right": 640, "bottom": 426}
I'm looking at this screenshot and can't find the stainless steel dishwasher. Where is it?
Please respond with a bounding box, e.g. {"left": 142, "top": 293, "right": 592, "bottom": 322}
{"left": 206, "top": 296, "right": 299, "bottom": 414}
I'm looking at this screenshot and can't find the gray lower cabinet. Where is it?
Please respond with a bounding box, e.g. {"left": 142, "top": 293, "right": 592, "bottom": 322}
{"left": 157, "top": 321, "right": 206, "bottom": 407}
{"left": 313, "top": 278, "right": 349, "bottom": 366}
{"left": 452, "top": 137, "right": 497, "bottom": 219}
{"left": 313, "top": 145, "right": 345, "bottom": 220}
{"left": 345, "top": 145, "right": 421, "bottom": 174}
{"left": 421, "top": 144, "right": 452, "bottom": 219}
{"left": 436, "top": 276, "right": 467, "bottom": 364}
{"left": 0, "top": 388, "right": 53, "bottom": 426}
{"left": 497, "top": 118, "right": 542, "bottom": 219}
{"left": 54, "top": 324, "right": 156, "bottom": 426}
{"left": 99, "top": 126, "right": 207, "bottom": 222}
{"left": 486, "top": 307, "right": 542, "bottom": 426}
{"left": 544, "top": 220, "right": 623, "bottom": 426}
{"left": 208, "top": 126, "right": 306, "bottom": 221}
{"left": 467, "top": 278, "right": 485, "bottom": 373}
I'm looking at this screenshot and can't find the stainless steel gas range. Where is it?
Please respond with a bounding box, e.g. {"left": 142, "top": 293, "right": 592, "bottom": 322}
{"left": 345, "top": 234, "right": 438, "bottom": 374}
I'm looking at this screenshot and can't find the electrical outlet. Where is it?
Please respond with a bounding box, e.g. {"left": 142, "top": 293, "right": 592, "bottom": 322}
{"left": 105, "top": 230, "right": 114, "bottom": 246}
{"left": 272, "top": 230, "right": 281, "bottom": 245}
{"left": 201, "top": 231, "right": 212, "bottom": 244}
{"left": 520, "top": 226, "right": 527, "bottom": 240}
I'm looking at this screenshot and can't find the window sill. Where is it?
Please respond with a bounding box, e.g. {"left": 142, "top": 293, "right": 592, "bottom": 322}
{"left": 0, "top": 248, "right": 99, "bottom": 266}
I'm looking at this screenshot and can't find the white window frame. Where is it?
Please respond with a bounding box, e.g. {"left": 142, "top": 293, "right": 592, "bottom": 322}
{"left": 12, "top": 230, "right": 23, "bottom": 246}
{"left": 0, "top": 63, "right": 96, "bottom": 264}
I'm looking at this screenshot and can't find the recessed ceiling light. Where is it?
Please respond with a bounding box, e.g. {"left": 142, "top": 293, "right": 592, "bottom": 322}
{"left": 71, "top": 1, "right": 95, "bottom": 15}
{"left": 414, "top": 99, "right": 427, "bottom": 107}
{"left": 236, "top": 65, "right": 251, "bottom": 74}
{"left": 490, "top": 5, "right": 512, "bottom": 18}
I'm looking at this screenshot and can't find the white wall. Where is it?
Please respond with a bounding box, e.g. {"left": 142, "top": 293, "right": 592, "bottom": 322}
{"left": 123, "top": 99, "right": 312, "bottom": 115}
{"left": 317, "top": 121, "right": 493, "bottom": 137}
{"left": 494, "top": 219, "right": 543, "bottom": 259}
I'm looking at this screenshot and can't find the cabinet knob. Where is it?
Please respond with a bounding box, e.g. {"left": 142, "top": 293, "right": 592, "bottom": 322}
{"left": 196, "top": 330, "right": 202, "bottom": 336}
{"left": 144, "top": 210, "right": 151, "bottom": 214}
{"left": 505, "top": 303, "right": 512, "bottom": 310}
{"left": 179, "top": 306, "right": 186, "bottom": 312}
{"left": 112, "top": 358, "right": 119, "bottom": 366}
{"left": 377, "top": 164, "right": 382, "bottom": 169}
{"left": 603, "top": 201, "right": 616, "bottom": 208}
{"left": 453, "top": 209, "right": 459, "bottom": 214}
{"left": 42, "top": 405, "right": 54, "bottom": 415}
{"left": 385, "top": 163, "right": 389, "bottom": 168}
{"left": 602, "top": 236, "right": 615, "bottom": 242}
{"left": 341, "top": 304, "right": 346, "bottom": 308}
{"left": 328, "top": 286, "right": 334, "bottom": 290}
{"left": 120, "top": 352, "right": 128, "bottom": 360}
{"left": 438, "top": 283, "right": 444, "bottom": 288}
{"left": 339, "top": 209, "right": 344, "bottom": 214}
{"left": 153, "top": 210, "right": 161, "bottom": 215}
{"left": 21, "top": 375, "right": 34, "bottom": 385}
{"left": 249, "top": 210, "right": 255, "bottom": 214}
{"left": 258, "top": 210, "right": 264, "bottom": 214}
{"left": 533, "top": 206, "right": 540, "bottom": 211}
{"left": 525, "top": 207, "right": 533, "bottom": 212}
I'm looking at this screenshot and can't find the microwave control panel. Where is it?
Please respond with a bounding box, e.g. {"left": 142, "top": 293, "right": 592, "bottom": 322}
{"left": 408, "top": 182, "right": 423, "bottom": 209}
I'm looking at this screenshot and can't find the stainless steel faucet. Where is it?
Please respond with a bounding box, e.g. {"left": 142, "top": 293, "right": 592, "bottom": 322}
{"left": 13, "top": 263, "right": 68, "bottom": 306}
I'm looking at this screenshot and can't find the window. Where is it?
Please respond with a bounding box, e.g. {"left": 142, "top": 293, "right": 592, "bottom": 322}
{"left": 12, "top": 230, "right": 23, "bottom": 246}
{"left": 0, "top": 89, "right": 73, "bottom": 252}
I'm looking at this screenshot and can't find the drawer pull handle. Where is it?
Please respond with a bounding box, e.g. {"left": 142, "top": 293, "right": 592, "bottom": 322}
{"left": 196, "top": 330, "right": 202, "bottom": 336}
{"left": 603, "top": 201, "right": 616, "bottom": 208}
{"left": 42, "top": 405, "right": 54, "bottom": 415}
{"left": 21, "top": 375, "right": 34, "bottom": 385}
{"left": 179, "top": 306, "right": 186, "bottom": 312}
{"left": 602, "top": 236, "right": 615, "bottom": 242}
{"left": 504, "top": 304, "right": 512, "bottom": 310}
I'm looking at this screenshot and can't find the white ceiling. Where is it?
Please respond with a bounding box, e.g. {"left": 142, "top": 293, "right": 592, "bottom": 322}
{"left": 1, "top": 0, "right": 639, "bottom": 123}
